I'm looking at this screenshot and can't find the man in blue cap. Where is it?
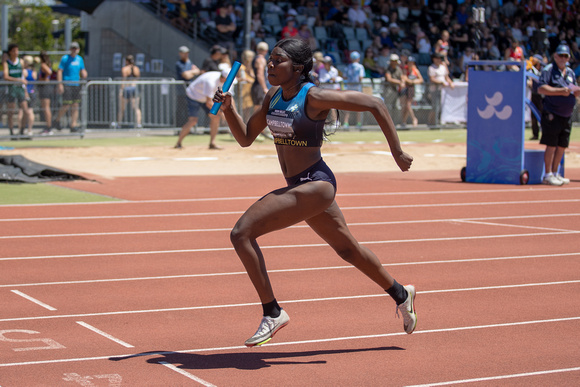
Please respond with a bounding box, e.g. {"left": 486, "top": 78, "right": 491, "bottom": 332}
{"left": 537, "top": 43, "right": 579, "bottom": 185}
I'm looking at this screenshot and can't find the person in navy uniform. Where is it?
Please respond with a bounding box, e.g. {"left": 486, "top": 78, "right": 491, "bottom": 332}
{"left": 213, "top": 38, "right": 416, "bottom": 347}
{"left": 538, "top": 43, "right": 580, "bottom": 185}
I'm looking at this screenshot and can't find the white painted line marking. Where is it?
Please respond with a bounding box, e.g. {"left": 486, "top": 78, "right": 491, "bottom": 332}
{"left": 76, "top": 321, "right": 134, "bottom": 348}
{"left": 159, "top": 361, "right": 216, "bottom": 386}
{"left": 2, "top": 252, "right": 579, "bottom": 289}
{"left": 405, "top": 366, "right": 580, "bottom": 386}
{"left": 2, "top": 212, "right": 579, "bottom": 240}
{"left": 2, "top": 199, "right": 579, "bottom": 223}
{"left": 2, "top": 186, "right": 580, "bottom": 209}
{"left": 2, "top": 280, "right": 579, "bottom": 323}
{"left": 2, "top": 229, "right": 579, "bottom": 262}
{"left": 1, "top": 316, "right": 579, "bottom": 367}
{"left": 455, "top": 219, "right": 575, "bottom": 233}
{"left": 10, "top": 290, "right": 57, "bottom": 311}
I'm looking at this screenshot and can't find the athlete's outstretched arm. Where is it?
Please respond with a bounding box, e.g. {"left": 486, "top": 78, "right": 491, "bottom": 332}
{"left": 307, "top": 88, "right": 413, "bottom": 171}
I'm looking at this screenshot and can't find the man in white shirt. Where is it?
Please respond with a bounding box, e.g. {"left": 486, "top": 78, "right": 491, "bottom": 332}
{"left": 175, "top": 69, "right": 234, "bottom": 149}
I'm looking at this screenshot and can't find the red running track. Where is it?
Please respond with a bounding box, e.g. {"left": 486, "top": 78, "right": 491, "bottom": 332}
{"left": 1, "top": 169, "right": 579, "bottom": 386}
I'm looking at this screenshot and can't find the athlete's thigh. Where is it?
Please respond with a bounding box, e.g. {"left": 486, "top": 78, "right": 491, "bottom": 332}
{"left": 305, "top": 201, "right": 358, "bottom": 250}
{"left": 235, "top": 181, "right": 335, "bottom": 238}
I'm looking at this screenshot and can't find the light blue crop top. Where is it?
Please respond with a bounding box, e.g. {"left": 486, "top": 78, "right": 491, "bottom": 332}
{"left": 266, "top": 82, "right": 325, "bottom": 147}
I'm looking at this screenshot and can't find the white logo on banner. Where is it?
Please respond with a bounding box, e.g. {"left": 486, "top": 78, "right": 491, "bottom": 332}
{"left": 477, "top": 92, "right": 512, "bottom": 120}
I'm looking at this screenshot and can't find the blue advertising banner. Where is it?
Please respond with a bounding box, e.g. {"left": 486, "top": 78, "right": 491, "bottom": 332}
{"left": 466, "top": 62, "right": 526, "bottom": 184}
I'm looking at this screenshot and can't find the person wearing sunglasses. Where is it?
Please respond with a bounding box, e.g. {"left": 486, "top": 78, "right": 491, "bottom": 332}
{"left": 537, "top": 43, "right": 579, "bottom": 186}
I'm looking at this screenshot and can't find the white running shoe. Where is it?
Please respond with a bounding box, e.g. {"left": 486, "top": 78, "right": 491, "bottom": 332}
{"left": 245, "top": 309, "right": 290, "bottom": 347}
{"left": 542, "top": 174, "right": 564, "bottom": 186}
{"left": 396, "top": 285, "right": 417, "bottom": 334}
{"left": 556, "top": 174, "right": 570, "bottom": 185}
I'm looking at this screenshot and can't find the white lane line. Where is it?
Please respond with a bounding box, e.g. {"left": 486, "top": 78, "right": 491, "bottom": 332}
{"left": 2, "top": 199, "right": 580, "bottom": 223}
{"left": 76, "top": 321, "right": 134, "bottom": 348}
{"left": 3, "top": 230, "right": 579, "bottom": 262}
{"left": 159, "top": 361, "right": 217, "bottom": 386}
{"left": 405, "top": 367, "right": 580, "bottom": 386}
{"left": 2, "top": 252, "right": 579, "bottom": 289}
{"left": 454, "top": 219, "right": 576, "bottom": 233}
{"left": 2, "top": 186, "right": 580, "bottom": 209}
{"left": 3, "top": 213, "right": 580, "bottom": 240}
{"left": 1, "top": 316, "right": 579, "bottom": 367}
{"left": 10, "top": 290, "right": 57, "bottom": 311}
{"left": 2, "top": 280, "right": 579, "bottom": 323}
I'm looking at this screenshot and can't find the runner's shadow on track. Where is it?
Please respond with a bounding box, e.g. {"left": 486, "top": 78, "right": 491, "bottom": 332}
{"left": 110, "top": 346, "right": 403, "bottom": 370}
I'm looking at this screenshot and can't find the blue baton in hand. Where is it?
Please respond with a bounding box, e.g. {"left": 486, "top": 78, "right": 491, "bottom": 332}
{"left": 209, "top": 61, "right": 241, "bottom": 115}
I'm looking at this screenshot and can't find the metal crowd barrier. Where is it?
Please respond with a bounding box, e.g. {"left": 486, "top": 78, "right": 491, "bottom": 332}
{"left": 2, "top": 78, "right": 578, "bottom": 141}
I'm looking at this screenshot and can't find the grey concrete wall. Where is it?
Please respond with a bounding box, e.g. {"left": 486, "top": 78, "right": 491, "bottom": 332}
{"left": 82, "top": 0, "right": 207, "bottom": 78}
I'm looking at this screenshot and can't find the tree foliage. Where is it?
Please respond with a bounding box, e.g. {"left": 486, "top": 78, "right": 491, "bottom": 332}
{"left": 2, "top": 2, "right": 82, "bottom": 52}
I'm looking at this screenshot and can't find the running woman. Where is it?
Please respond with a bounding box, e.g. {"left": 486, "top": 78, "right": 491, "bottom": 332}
{"left": 213, "top": 38, "right": 416, "bottom": 347}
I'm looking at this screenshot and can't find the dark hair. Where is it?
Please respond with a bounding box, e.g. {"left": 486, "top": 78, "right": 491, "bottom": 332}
{"left": 40, "top": 50, "right": 51, "bottom": 66}
{"left": 7, "top": 43, "right": 18, "bottom": 53}
{"left": 274, "top": 38, "right": 315, "bottom": 83}
{"left": 126, "top": 55, "right": 135, "bottom": 65}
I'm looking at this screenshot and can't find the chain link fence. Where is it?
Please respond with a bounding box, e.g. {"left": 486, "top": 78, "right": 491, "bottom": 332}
{"left": 1, "top": 78, "right": 579, "bottom": 141}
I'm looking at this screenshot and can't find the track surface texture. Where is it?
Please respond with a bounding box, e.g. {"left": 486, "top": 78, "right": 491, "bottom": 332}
{"left": 1, "top": 168, "right": 580, "bottom": 386}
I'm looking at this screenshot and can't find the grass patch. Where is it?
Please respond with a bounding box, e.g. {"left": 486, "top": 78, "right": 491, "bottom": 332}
{"left": 0, "top": 183, "right": 120, "bottom": 205}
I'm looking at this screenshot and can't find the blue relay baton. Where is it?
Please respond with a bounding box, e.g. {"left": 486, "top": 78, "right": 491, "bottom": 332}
{"left": 209, "top": 60, "right": 241, "bottom": 115}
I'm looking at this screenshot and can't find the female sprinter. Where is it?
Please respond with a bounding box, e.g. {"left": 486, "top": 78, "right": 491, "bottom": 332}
{"left": 213, "top": 38, "right": 416, "bottom": 347}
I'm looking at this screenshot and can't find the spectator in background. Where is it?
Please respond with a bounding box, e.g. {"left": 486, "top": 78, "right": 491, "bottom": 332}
{"left": 528, "top": 54, "right": 544, "bottom": 140}
{"left": 481, "top": 37, "right": 501, "bottom": 60}
{"left": 174, "top": 69, "right": 232, "bottom": 150}
{"left": 176, "top": 45, "right": 199, "bottom": 82}
{"left": 174, "top": 45, "right": 200, "bottom": 130}
{"left": 401, "top": 56, "right": 423, "bottom": 127}
{"left": 22, "top": 55, "right": 36, "bottom": 136}
{"left": 384, "top": 53, "right": 405, "bottom": 114}
{"left": 301, "top": 0, "right": 321, "bottom": 27}
{"left": 456, "top": 4, "right": 469, "bottom": 25}
{"left": 343, "top": 51, "right": 365, "bottom": 129}
{"left": 115, "top": 55, "right": 142, "bottom": 129}
{"left": 281, "top": 17, "right": 299, "bottom": 39}
{"left": 239, "top": 49, "right": 255, "bottom": 119}
{"left": 537, "top": 43, "right": 578, "bottom": 185}
{"left": 202, "top": 45, "right": 228, "bottom": 73}
{"left": 428, "top": 52, "right": 454, "bottom": 125}
{"left": 297, "top": 22, "right": 318, "bottom": 51}
{"left": 375, "top": 45, "right": 391, "bottom": 75}
{"left": 416, "top": 30, "right": 432, "bottom": 65}
{"left": 450, "top": 20, "right": 469, "bottom": 55}
{"left": 38, "top": 51, "right": 54, "bottom": 135}
{"left": 363, "top": 46, "right": 382, "bottom": 78}
{"left": 347, "top": 2, "right": 370, "bottom": 30}
{"left": 434, "top": 30, "right": 451, "bottom": 65}
{"left": 54, "top": 41, "right": 87, "bottom": 133}
{"left": 215, "top": 3, "right": 237, "bottom": 60}
{"left": 251, "top": 41, "right": 269, "bottom": 113}
{"left": 3, "top": 44, "right": 29, "bottom": 138}
{"left": 318, "top": 55, "right": 342, "bottom": 88}
{"left": 388, "top": 23, "right": 403, "bottom": 51}
{"left": 378, "top": 27, "right": 393, "bottom": 48}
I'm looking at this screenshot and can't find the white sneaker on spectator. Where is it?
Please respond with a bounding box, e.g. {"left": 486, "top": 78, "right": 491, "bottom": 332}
{"left": 556, "top": 174, "right": 570, "bottom": 185}
{"left": 542, "top": 174, "right": 563, "bottom": 186}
